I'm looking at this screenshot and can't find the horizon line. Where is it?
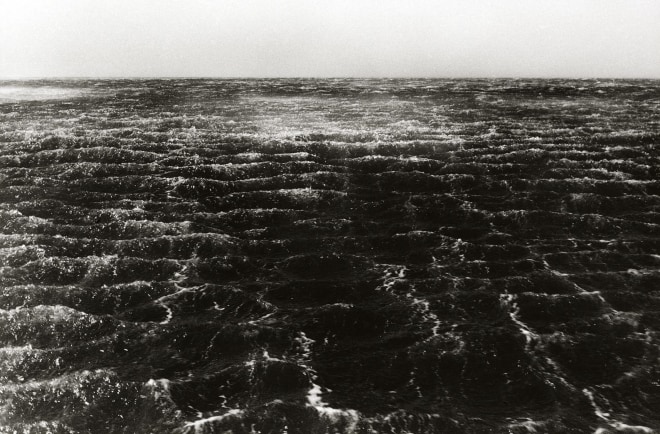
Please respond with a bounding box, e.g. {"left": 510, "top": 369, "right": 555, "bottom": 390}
{"left": 1, "top": 75, "right": 659, "bottom": 81}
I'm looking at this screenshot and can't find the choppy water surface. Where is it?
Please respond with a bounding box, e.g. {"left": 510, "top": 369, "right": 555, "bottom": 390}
{"left": 0, "top": 79, "right": 659, "bottom": 433}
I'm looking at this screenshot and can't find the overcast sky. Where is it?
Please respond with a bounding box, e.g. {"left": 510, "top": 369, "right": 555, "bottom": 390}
{"left": 1, "top": 0, "right": 659, "bottom": 78}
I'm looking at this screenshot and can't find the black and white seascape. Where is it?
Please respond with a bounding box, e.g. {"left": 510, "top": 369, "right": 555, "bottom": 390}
{"left": 0, "top": 78, "right": 659, "bottom": 433}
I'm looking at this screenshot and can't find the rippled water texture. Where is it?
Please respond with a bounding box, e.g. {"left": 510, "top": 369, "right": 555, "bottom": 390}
{"left": 0, "top": 79, "right": 659, "bottom": 433}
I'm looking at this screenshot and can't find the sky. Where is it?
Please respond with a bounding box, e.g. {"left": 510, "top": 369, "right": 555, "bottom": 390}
{"left": 1, "top": 0, "right": 659, "bottom": 78}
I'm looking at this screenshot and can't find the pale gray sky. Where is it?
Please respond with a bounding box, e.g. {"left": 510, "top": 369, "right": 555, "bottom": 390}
{"left": 1, "top": 0, "right": 659, "bottom": 78}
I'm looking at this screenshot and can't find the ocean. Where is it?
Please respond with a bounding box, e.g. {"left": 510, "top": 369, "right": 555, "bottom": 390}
{"left": 0, "top": 78, "right": 659, "bottom": 433}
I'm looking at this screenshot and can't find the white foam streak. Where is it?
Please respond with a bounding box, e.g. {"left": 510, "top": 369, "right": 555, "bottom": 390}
{"left": 154, "top": 284, "right": 203, "bottom": 324}
{"left": 507, "top": 418, "right": 545, "bottom": 433}
{"left": 583, "top": 388, "right": 610, "bottom": 421}
{"left": 500, "top": 293, "right": 537, "bottom": 348}
{"left": 183, "top": 409, "right": 244, "bottom": 432}
{"left": 583, "top": 388, "right": 654, "bottom": 434}
{"left": 246, "top": 312, "right": 276, "bottom": 325}
{"left": 291, "top": 331, "right": 358, "bottom": 426}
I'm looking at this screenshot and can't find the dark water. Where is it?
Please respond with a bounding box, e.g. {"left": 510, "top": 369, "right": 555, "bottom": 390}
{"left": 0, "top": 79, "right": 659, "bottom": 434}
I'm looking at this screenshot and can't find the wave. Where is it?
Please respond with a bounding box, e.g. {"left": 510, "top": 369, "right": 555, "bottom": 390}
{"left": 1, "top": 78, "right": 659, "bottom": 433}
